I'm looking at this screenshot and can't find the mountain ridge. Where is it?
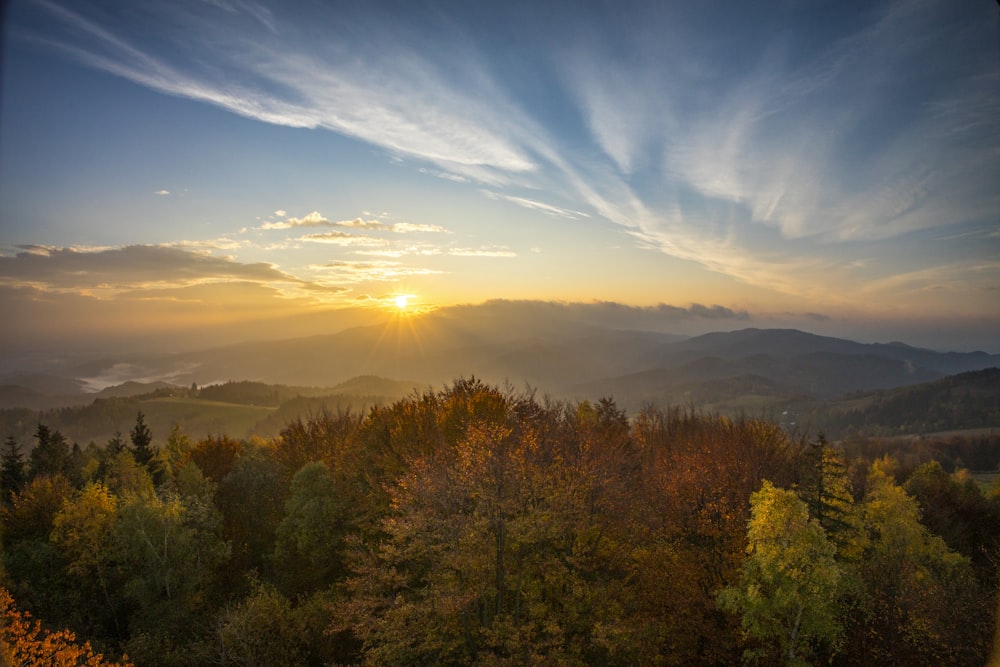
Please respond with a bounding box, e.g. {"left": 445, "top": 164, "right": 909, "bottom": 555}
{"left": 1, "top": 325, "right": 996, "bottom": 412}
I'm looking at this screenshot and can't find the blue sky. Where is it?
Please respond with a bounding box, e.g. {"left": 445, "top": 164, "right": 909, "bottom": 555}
{"left": 1, "top": 0, "right": 998, "bottom": 354}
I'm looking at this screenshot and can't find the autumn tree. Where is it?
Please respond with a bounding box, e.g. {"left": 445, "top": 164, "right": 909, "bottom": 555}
{"left": 0, "top": 587, "right": 133, "bottom": 667}
{"left": 903, "top": 460, "right": 1000, "bottom": 583}
{"left": 100, "top": 450, "right": 155, "bottom": 498}
{"left": 50, "top": 482, "right": 124, "bottom": 640}
{"left": 839, "top": 466, "right": 989, "bottom": 665}
{"left": 718, "top": 480, "right": 843, "bottom": 665}
{"left": 338, "top": 391, "right": 655, "bottom": 665}
{"left": 0, "top": 475, "right": 76, "bottom": 630}
{"left": 275, "top": 409, "right": 361, "bottom": 479}
{"left": 188, "top": 434, "right": 243, "bottom": 484}
{"left": 630, "top": 408, "right": 800, "bottom": 663}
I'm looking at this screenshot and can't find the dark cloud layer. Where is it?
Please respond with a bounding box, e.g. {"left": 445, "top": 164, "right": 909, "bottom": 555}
{"left": 0, "top": 245, "right": 298, "bottom": 289}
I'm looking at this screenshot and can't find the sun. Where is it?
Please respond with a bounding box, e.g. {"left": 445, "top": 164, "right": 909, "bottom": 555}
{"left": 394, "top": 295, "right": 410, "bottom": 310}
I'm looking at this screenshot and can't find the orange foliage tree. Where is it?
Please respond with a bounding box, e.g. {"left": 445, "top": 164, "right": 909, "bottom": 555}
{"left": 0, "top": 587, "right": 132, "bottom": 667}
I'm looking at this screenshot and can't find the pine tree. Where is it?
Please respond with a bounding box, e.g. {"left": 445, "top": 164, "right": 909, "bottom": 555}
{"left": 107, "top": 431, "right": 127, "bottom": 457}
{"left": 29, "top": 423, "right": 70, "bottom": 479}
{"left": 130, "top": 412, "right": 154, "bottom": 468}
{"left": 1, "top": 435, "right": 26, "bottom": 504}
{"left": 129, "top": 412, "right": 162, "bottom": 484}
{"left": 801, "top": 435, "right": 854, "bottom": 545}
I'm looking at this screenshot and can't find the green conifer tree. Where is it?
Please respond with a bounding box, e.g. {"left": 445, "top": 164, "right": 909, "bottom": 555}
{"left": 1, "top": 435, "right": 26, "bottom": 504}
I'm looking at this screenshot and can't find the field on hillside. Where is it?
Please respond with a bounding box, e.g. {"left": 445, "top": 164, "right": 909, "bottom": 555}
{"left": 139, "top": 396, "right": 277, "bottom": 441}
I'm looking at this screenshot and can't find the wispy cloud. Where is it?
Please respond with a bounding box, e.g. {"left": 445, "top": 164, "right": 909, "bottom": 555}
{"left": 448, "top": 247, "right": 517, "bottom": 258}
{"left": 859, "top": 261, "right": 1000, "bottom": 299}
{"left": 418, "top": 167, "right": 469, "bottom": 183}
{"left": 482, "top": 191, "right": 589, "bottom": 220}
{"left": 551, "top": 0, "right": 1000, "bottom": 302}
{"left": 299, "top": 232, "right": 386, "bottom": 247}
{"left": 354, "top": 245, "right": 443, "bottom": 258}
{"left": 163, "top": 237, "right": 249, "bottom": 251}
{"left": 258, "top": 212, "right": 447, "bottom": 234}
{"left": 311, "top": 260, "right": 445, "bottom": 283}
{"left": 28, "top": 0, "right": 538, "bottom": 177}
{"left": 391, "top": 222, "right": 448, "bottom": 234}
{"left": 154, "top": 189, "right": 170, "bottom": 196}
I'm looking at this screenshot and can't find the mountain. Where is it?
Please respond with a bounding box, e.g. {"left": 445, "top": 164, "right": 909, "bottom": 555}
{"left": 2, "top": 320, "right": 997, "bottom": 416}
{"left": 573, "top": 329, "right": 1000, "bottom": 411}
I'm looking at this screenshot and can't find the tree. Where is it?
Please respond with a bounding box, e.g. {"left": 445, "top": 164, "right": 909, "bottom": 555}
{"left": 130, "top": 412, "right": 161, "bottom": 483}
{"left": 113, "top": 488, "right": 230, "bottom": 661}
{"left": 189, "top": 434, "right": 243, "bottom": 484}
{"left": 839, "top": 468, "right": 989, "bottom": 665}
{"left": 160, "top": 424, "right": 192, "bottom": 485}
{"left": 28, "top": 423, "right": 71, "bottom": 480}
{"left": 273, "top": 461, "right": 347, "bottom": 596}
{"left": 337, "top": 396, "right": 645, "bottom": 665}
{"left": 0, "top": 475, "right": 76, "bottom": 630}
{"left": 50, "top": 482, "right": 124, "bottom": 640}
{"left": 799, "top": 437, "right": 855, "bottom": 549}
{"left": 0, "top": 587, "right": 133, "bottom": 667}
{"left": 100, "top": 450, "right": 155, "bottom": 498}
{"left": 718, "top": 480, "right": 843, "bottom": 665}
{"left": 206, "top": 581, "right": 305, "bottom": 667}
{"left": 903, "top": 460, "right": 1000, "bottom": 583}
{"left": 215, "top": 443, "right": 287, "bottom": 585}
{"left": 1, "top": 434, "right": 26, "bottom": 504}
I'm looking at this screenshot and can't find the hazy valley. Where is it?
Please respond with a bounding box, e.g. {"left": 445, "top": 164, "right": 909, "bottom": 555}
{"left": 2, "top": 302, "right": 997, "bottom": 446}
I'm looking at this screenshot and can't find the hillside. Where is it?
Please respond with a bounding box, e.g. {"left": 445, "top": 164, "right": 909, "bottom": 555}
{"left": 1, "top": 321, "right": 997, "bottom": 426}
{"left": 0, "top": 376, "right": 418, "bottom": 446}
{"left": 809, "top": 367, "right": 1000, "bottom": 438}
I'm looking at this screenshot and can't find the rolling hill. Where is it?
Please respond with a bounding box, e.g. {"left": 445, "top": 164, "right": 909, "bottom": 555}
{"left": 1, "top": 317, "right": 997, "bottom": 428}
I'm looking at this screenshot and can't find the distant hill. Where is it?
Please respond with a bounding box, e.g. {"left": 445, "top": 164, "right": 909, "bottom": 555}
{"left": 810, "top": 367, "right": 1000, "bottom": 438}
{"left": 329, "top": 375, "right": 426, "bottom": 398}
{"left": 0, "top": 372, "right": 87, "bottom": 396}
{"left": 0, "top": 379, "right": 180, "bottom": 411}
{"left": 1, "top": 322, "right": 997, "bottom": 422}
{"left": 571, "top": 329, "right": 999, "bottom": 411}
{"left": 95, "top": 381, "right": 180, "bottom": 399}
{"left": 0, "top": 375, "right": 420, "bottom": 446}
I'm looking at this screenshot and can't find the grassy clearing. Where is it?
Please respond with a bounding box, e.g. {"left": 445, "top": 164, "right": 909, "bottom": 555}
{"left": 970, "top": 470, "right": 999, "bottom": 495}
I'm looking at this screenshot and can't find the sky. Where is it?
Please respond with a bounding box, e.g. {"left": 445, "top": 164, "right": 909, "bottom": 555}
{"left": 1, "top": 0, "right": 999, "bottom": 357}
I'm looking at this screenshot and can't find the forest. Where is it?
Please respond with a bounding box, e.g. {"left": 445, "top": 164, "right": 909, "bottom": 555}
{"left": 0, "top": 378, "right": 997, "bottom": 665}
